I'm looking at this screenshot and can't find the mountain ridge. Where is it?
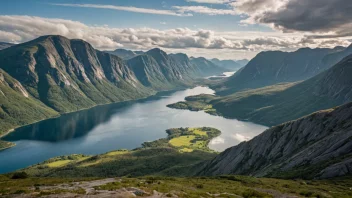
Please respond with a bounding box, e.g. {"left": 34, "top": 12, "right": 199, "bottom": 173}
{"left": 198, "top": 102, "right": 352, "bottom": 179}
{"left": 216, "top": 45, "right": 350, "bottom": 95}
{"left": 0, "top": 35, "right": 226, "bottom": 135}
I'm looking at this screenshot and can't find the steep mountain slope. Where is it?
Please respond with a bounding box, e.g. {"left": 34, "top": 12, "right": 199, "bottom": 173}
{"left": 0, "top": 35, "right": 152, "bottom": 134}
{"left": 0, "top": 42, "right": 14, "bottom": 50}
{"left": 322, "top": 44, "right": 352, "bottom": 68}
{"left": 0, "top": 69, "right": 58, "bottom": 133}
{"left": 105, "top": 49, "right": 143, "bottom": 60}
{"left": 211, "top": 58, "right": 243, "bottom": 71}
{"left": 212, "top": 54, "right": 352, "bottom": 126}
{"left": 236, "top": 59, "right": 249, "bottom": 66}
{"left": 216, "top": 46, "right": 348, "bottom": 95}
{"left": 199, "top": 102, "right": 352, "bottom": 179}
{"left": 190, "top": 57, "right": 228, "bottom": 76}
{"left": 127, "top": 54, "right": 179, "bottom": 90}
{"left": 127, "top": 51, "right": 228, "bottom": 90}
{"left": 0, "top": 36, "right": 228, "bottom": 135}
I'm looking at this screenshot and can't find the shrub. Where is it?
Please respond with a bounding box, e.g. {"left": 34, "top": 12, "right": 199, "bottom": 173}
{"left": 242, "top": 189, "right": 271, "bottom": 198}
{"left": 195, "top": 184, "right": 204, "bottom": 189}
{"left": 11, "top": 172, "right": 29, "bottom": 179}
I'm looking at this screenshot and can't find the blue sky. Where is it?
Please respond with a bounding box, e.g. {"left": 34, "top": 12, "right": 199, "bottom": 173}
{"left": 0, "top": 0, "right": 350, "bottom": 59}
{"left": 1, "top": 0, "right": 270, "bottom": 31}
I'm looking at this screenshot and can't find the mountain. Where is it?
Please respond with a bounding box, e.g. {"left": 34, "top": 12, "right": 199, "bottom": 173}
{"left": 190, "top": 57, "right": 229, "bottom": 76}
{"left": 216, "top": 46, "right": 350, "bottom": 95}
{"left": 0, "top": 36, "right": 228, "bottom": 135}
{"left": 0, "top": 35, "right": 152, "bottom": 135}
{"left": 199, "top": 101, "right": 352, "bottom": 179}
{"left": 127, "top": 52, "right": 186, "bottom": 90}
{"left": 105, "top": 49, "right": 143, "bottom": 60}
{"left": 211, "top": 58, "right": 243, "bottom": 71}
{"left": 127, "top": 51, "right": 228, "bottom": 90}
{"left": 211, "top": 53, "right": 352, "bottom": 126}
{"left": 236, "top": 59, "right": 249, "bottom": 66}
{"left": 0, "top": 42, "right": 14, "bottom": 50}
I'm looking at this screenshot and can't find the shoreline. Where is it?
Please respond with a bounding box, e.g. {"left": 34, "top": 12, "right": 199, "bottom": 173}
{"left": 0, "top": 84, "right": 203, "bottom": 147}
{"left": 0, "top": 140, "right": 16, "bottom": 151}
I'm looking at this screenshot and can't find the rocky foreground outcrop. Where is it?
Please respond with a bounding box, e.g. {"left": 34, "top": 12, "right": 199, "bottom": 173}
{"left": 198, "top": 102, "right": 352, "bottom": 179}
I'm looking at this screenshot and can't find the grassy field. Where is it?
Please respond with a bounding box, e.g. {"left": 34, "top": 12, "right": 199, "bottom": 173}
{"left": 166, "top": 127, "right": 221, "bottom": 152}
{"left": 169, "top": 135, "right": 196, "bottom": 147}
{"left": 1, "top": 175, "right": 352, "bottom": 197}
{"left": 13, "top": 128, "right": 220, "bottom": 178}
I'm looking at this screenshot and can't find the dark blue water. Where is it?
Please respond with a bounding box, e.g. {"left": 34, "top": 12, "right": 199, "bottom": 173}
{"left": 0, "top": 86, "right": 268, "bottom": 173}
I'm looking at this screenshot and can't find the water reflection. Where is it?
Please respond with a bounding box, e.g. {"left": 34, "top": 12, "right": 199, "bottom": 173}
{"left": 0, "top": 87, "right": 268, "bottom": 173}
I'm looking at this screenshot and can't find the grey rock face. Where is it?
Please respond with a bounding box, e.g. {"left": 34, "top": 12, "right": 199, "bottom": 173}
{"left": 199, "top": 102, "right": 352, "bottom": 179}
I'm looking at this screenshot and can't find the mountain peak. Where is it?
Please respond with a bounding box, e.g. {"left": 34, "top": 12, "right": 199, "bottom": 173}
{"left": 147, "top": 48, "right": 167, "bottom": 56}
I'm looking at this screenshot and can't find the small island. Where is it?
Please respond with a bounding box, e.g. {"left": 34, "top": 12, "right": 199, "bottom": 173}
{"left": 142, "top": 127, "right": 221, "bottom": 153}
{"left": 167, "top": 94, "right": 220, "bottom": 116}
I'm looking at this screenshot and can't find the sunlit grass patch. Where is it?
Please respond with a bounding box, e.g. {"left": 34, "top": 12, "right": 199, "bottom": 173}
{"left": 79, "top": 159, "right": 103, "bottom": 167}
{"left": 106, "top": 150, "right": 129, "bottom": 156}
{"left": 179, "top": 148, "right": 194, "bottom": 153}
{"left": 169, "top": 135, "right": 195, "bottom": 147}
{"left": 47, "top": 160, "right": 73, "bottom": 168}
{"left": 191, "top": 129, "right": 207, "bottom": 136}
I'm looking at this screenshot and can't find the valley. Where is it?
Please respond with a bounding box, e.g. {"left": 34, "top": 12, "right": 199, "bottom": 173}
{"left": 1, "top": 35, "right": 352, "bottom": 197}
{"left": 2, "top": 1, "right": 352, "bottom": 197}
{"left": 0, "top": 86, "right": 267, "bottom": 174}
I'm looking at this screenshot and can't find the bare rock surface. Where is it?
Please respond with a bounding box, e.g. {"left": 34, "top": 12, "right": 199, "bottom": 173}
{"left": 199, "top": 102, "right": 352, "bottom": 179}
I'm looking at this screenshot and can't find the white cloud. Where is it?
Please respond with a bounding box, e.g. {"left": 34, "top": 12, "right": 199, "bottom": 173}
{"left": 52, "top": 3, "right": 192, "bottom": 17}
{"left": 230, "top": 0, "right": 352, "bottom": 39}
{"left": 232, "top": 133, "right": 250, "bottom": 142}
{"left": 0, "top": 15, "right": 350, "bottom": 60}
{"left": 173, "top": 6, "right": 237, "bottom": 15}
{"left": 186, "top": 0, "right": 232, "bottom": 4}
{"left": 210, "top": 137, "right": 225, "bottom": 144}
{"left": 52, "top": 3, "right": 238, "bottom": 17}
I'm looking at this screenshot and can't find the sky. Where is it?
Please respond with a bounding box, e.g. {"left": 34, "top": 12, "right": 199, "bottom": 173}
{"left": 0, "top": 0, "right": 351, "bottom": 60}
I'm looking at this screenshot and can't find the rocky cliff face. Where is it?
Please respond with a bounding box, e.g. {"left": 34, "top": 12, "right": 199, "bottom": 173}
{"left": 0, "top": 35, "right": 150, "bottom": 113}
{"left": 127, "top": 50, "right": 228, "bottom": 90}
{"left": 199, "top": 102, "right": 352, "bottom": 179}
{"left": 217, "top": 46, "right": 349, "bottom": 95}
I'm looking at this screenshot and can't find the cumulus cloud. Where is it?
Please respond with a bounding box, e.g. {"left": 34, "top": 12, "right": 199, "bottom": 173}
{"left": 0, "top": 15, "right": 349, "bottom": 59}
{"left": 230, "top": 0, "right": 352, "bottom": 39}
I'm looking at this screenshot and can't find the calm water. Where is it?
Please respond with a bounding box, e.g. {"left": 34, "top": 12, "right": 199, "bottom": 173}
{"left": 0, "top": 86, "right": 268, "bottom": 173}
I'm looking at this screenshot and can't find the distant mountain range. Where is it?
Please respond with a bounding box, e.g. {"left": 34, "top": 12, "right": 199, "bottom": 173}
{"left": 0, "top": 35, "right": 227, "bottom": 135}
{"left": 106, "top": 48, "right": 240, "bottom": 72}
{"left": 212, "top": 53, "right": 352, "bottom": 126}
{"left": 105, "top": 49, "right": 144, "bottom": 60}
{"left": 211, "top": 58, "right": 248, "bottom": 71}
{"left": 216, "top": 45, "right": 352, "bottom": 95}
{"left": 0, "top": 42, "right": 14, "bottom": 50}
{"left": 199, "top": 101, "right": 352, "bottom": 179}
